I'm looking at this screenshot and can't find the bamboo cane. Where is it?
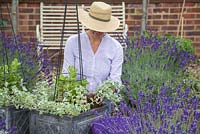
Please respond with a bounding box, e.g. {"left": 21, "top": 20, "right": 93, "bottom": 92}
{"left": 177, "top": 0, "right": 185, "bottom": 37}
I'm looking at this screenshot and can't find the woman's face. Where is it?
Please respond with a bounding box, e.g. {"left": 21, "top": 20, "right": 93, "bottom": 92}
{"left": 91, "top": 30, "right": 105, "bottom": 40}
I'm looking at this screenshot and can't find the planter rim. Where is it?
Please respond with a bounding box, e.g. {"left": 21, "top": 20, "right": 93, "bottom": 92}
{"left": 31, "top": 105, "right": 107, "bottom": 119}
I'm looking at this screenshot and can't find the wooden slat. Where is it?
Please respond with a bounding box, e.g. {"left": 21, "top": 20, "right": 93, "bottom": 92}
{"left": 38, "top": 2, "right": 127, "bottom": 49}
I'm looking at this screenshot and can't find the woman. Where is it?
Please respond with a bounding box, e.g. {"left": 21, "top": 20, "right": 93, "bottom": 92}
{"left": 62, "top": 1, "right": 123, "bottom": 93}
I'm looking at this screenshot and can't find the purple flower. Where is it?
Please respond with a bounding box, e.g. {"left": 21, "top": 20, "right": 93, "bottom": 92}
{"left": 0, "top": 32, "right": 54, "bottom": 88}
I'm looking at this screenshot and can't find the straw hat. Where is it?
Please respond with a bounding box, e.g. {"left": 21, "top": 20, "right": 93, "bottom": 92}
{"left": 79, "top": 2, "right": 120, "bottom": 32}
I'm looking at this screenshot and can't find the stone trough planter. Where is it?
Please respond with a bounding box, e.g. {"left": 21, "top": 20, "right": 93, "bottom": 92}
{"left": 0, "top": 106, "right": 30, "bottom": 134}
{"left": 29, "top": 105, "right": 107, "bottom": 134}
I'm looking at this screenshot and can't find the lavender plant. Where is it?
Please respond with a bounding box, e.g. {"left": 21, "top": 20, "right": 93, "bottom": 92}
{"left": 122, "top": 32, "right": 195, "bottom": 99}
{"left": 92, "top": 85, "right": 200, "bottom": 134}
{"left": 0, "top": 32, "right": 53, "bottom": 89}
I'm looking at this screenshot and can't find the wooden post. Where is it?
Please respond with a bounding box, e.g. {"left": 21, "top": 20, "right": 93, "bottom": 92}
{"left": 141, "top": 0, "right": 148, "bottom": 35}
{"left": 11, "top": 0, "right": 18, "bottom": 34}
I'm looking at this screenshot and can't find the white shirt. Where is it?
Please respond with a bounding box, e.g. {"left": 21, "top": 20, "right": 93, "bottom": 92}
{"left": 62, "top": 32, "right": 123, "bottom": 92}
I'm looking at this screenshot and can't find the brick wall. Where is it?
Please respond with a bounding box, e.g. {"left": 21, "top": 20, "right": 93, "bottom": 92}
{"left": 1, "top": 2, "right": 200, "bottom": 57}
{"left": 126, "top": 2, "right": 200, "bottom": 57}
{"left": 18, "top": 3, "right": 40, "bottom": 42}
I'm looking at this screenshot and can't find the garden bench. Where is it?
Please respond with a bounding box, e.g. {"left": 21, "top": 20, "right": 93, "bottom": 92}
{"left": 36, "top": 2, "right": 128, "bottom": 49}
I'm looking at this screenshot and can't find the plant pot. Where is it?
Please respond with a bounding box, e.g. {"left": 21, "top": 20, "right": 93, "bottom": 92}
{"left": 0, "top": 106, "right": 30, "bottom": 134}
{"left": 30, "top": 105, "right": 107, "bottom": 134}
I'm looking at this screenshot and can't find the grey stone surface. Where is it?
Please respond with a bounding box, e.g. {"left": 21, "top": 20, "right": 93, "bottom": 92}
{"left": 0, "top": 107, "right": 30, "bottom": 134}
{"left": 30, "top": 105, "right": 107, "bottom": 134}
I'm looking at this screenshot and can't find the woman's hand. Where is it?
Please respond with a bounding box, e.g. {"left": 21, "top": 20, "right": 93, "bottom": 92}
{"left": 87, "top": 93, "right": 103, "bottom": 108}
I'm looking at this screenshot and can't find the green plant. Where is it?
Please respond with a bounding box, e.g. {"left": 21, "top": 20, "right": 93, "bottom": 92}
{"left": 31, "top": 66, "right": 91, "bottom": 116}
{"left": 0, "top": 33, "right": 53, "bottom": 89}
{"left": 7, "top": 65, "right": 124, "bottom": 117}
{"left": 165, "top": 34, "right": 195, "bottom": 54}
{"left": 0, "top": 58, "right": 25, "bottom": 107}
{"left": 0, "top": 19, "right": 8, "bottom": 27}
{"left": 0, "top": 58, "right": 22, "bottom": 89}
{"left": 56, "top": 66, "right": 88, "bottom": 102}
{"left": 122, "top": 32, "right": 195, "bottom": 99}
{"left": 94, "top": 80, "right": 123, "bottom": 106}
{"left": 183, "top": 60, "right": 200, "bottom": 98}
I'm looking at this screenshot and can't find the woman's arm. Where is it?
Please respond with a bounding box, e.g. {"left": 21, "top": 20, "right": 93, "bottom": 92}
{"left": 108, "top": 45, "right": 124, "bottom": 83}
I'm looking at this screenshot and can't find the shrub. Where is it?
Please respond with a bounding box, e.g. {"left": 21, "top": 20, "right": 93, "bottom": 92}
{"left": 92, "top": 85, "right": 200, "bottom": 134}
{"left": 0, "top": 32, "right": 53, "bottom": 89}
{"left": 122, "top": 32, "right": 195, "bottom": 99}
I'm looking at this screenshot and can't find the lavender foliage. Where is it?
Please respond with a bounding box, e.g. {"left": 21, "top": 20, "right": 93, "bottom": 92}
{"left": 121, "top": 32, "right": 196, "bottom": 99}
{"left": 92, "top": 32, "right": 198, "bottom": 134}
{"left": 92, "top": 86, "right": 200, "bottom": 134}
{"left": 0, "top": 32, "right": 53, "bottom": 88}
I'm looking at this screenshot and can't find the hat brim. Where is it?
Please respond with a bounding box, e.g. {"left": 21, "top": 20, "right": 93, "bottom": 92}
{"left": 78, "top": 9, "right": 120, "bottom": 33}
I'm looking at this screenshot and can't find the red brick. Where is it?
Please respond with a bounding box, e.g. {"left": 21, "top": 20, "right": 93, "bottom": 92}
{"left": 35, "top": 9, "right": 40, "bottom": 14}
{"left": 29, "top": 26, "right": 36, "bottom": 31}
{"left": 28, "top": 21, "right": 34, "bottom": 25}
{"left": 127, "top": 31, "right": 134, "bottom": 37}
{"left": 147, "top": 26, "right": 160, "bottom": 31}
{"left": 182, "top": 14, "right": 195, "bottom": 19}
{"left": 29, "top": 15, "right": 40, "bottom": 20}
{"left": 153, "top": 20, "right": 167, "bottom": 25}
{"left": 147, "top": 21, "right": 151, "bottom": 25}
{"left": 126, "top": 8, "right": 135, "bottom": 14}
{"left": 166, "top": 32, "right": 176, "bottom": 36}
{"left": 163, "top": 15, "right": 178, "bottom": 19}
{"left": 19, "top": 8, "right": 34, "bottom": 13}
{"left": 195, "top": 48, "right": 200, "bottom": 57}
{"left": 19, "top": 21, "right": 29, "bottom": 25}
{"left": 130, "top": 15, "right": 142, "bottom": 20}
{"left": 135, "top": 9, "right": 142, "bottom": 14}
{"left": 183, "top": 26, "right": 195, "bottom": 30}
{"left": 169, "top": 20, "right": 179, "bottom": 25}
{"left": 187, "top": 8, "right": 200, "bottom": 13}
{"left": 170, "top": 8, "right": 182, "bottom": 13}
{"left": 161, "top": 26, "right": 177, "bottom": 30}
{"left": 1, "top": 15, "right": 9, "bottom": 19}
{"left": 186, "top": 31, "right": 200, "bottom": 36}
{"left": 36, "top": 21, "right": 40, "bottom": 25}
{"left": 19, "top": 15, "right": 28, "bottom": 19}
{"left": 155, "top": 3, "right": 162, "bottom": 7}
{"left": 162, "top": 3, "right": 180, "bottom": 7}
{"left": 19, "top": 3, "right": 27, "bottom": 7}
{"left": 193, "top": 43, "right": 199, "bottom": 48}
{"left": 195, "top": 37, "right": 200, "bottom": 42}
{"left": 153, "top": 8, "right": 169, "bottom": 13}
{"left": 148, "top": 9, "right": 153, "bottom": 14}
{"left": 185, "top": 3, "right": 196, "bottom": 7}
{"left": 126, "top": 20, "right": 141, "bottom": 25}
{"left": 148, "top": 15, "right": 162, "bottom": 19}
{"left": 186, "top": 20, "right": 195, "bottom": 25}
{"left": 184, "top": 37, "right": 194, "bottom": 41}
{"left": 27, "top": 3, "right": 40, "bottom": 7}
{"left": 196, "top": 14, "right": 200, "bottom": 18}
{"left": 1, "top": 7, "right": 8, "bottom": 13}
{"left": 194, "top": 20, "right": 200, "bottom": 24}
{"left": 18, "top": 26, "right": 28, "bottom": 31}
{"left": 196, "top": 26, "right": 200, "bottom": 30}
